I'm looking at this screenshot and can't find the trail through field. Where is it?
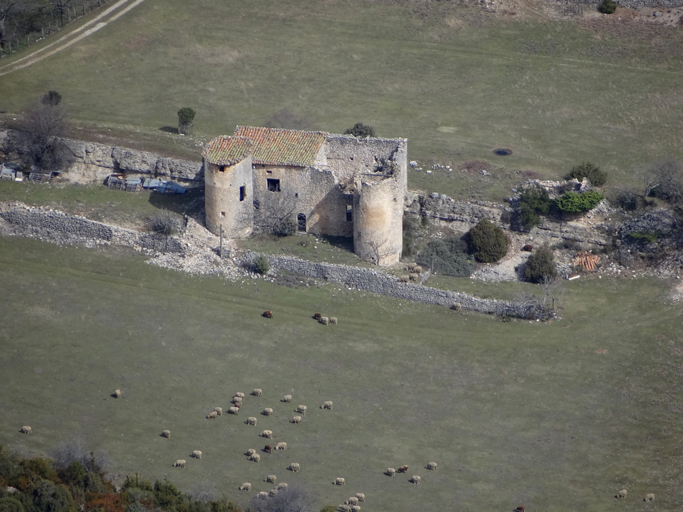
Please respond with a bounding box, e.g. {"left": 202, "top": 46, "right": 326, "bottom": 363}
{"left": 0, "top": 0, "right": 146, "bottom": 78}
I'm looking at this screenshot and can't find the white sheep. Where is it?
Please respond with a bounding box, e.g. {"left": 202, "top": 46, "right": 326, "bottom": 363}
{"left": 386, "top": 468, "right": 396, "bottom": 477}
{"left": 261, "top": 430, "right": 273, "bottom": 439}
{"left": 249, "top": 453, "right": 261, "bottom": 463}
{"left": 207, "top": 411, "right": 218, "bottom": 419}
{"left": 246, "top": 417, "right": 258, "bottom": 426}
{"left": 330, "top": 317, "right": 338, "bottom": 324}
{"left": 645, "top": 493, "right": 655, "bottom": 502}
{"left": 426, "top": 462, "right": 437, "bottom": 470}
{"left": 257, "top": 491, "right": 268, "bottom": 500}
{"left": 618, "top": 489, "right": 627, "bottom": 499}
{"left": 214, "top": 407, "right": 223, "bottom": 416}
{"left": 161, "top": 430, "right": 171, "bottom": 438}
{"left": 113, "top": 389, "right": 121, "bottom": 399}
{"left": 232, "top": 396, "right": 243, "bottom": 404}
{"left": 338, "top": 505, "right": 351, "bottom": 512}
{"left": 266, "top": 475, "right": 277, "bottom": 484}
{"left": 277, "top": 483, "right": 288, "bottom": 491}
{"left": 351, "top": 506, "right": 361, "bottom": 512}
{"left": 291, "top": 416, "right": 302, "bottom": 424}
{"left": 288, "top": 462, "right": 300, "bottom": 472}
{"left": 321, "top": 401, "right": 333, "bottom": 410}
{"left": 173, "top": 460, "right": 186, "bottom": 468}
{"left": 245, "top": 449, "right": 256, "bottom": 456}
{"left": 282, "top": 395, "right": 293, "bottom": 403}
{"left": 192, "top": 450, "right": 202, "bottom": 459}
{"left": 319, "top": 316, "right": 329, "bottom": 325}
{"left": 410, "top": 475, "right": 421, "bottom": 484}
{"left": 262, "top": 408, "right": 274, "bottom": 416}
{"left": 235, "top": 392, "right": 245, "bottom": 398}
{"left": 269, "top": 489, "right": 278, "bottom": 497}
{"left": 334, "top": 477, "right": 345, "bottom": 486}
{"left": 252, "top": 389, "right": 263, "bottom": 397}
{"left": 355, "top": 493, "right": 365, "bottom": 502}
{"left": 239, "top": 483, "right": 252, "bottom": 491}
{"left": 275, "top": 442, "right": 287, "bottom": 451}
{"left": 296, "top": 405, "right": 307, "bottom": 415}
{"left": 228, "top": 407, "right": 240, "bottom": 415}
{"left": 19, "top": 426, "right": 32, "bottom": 435}
{"left": 344, "top": 497, "right": 358, "bottom": 505}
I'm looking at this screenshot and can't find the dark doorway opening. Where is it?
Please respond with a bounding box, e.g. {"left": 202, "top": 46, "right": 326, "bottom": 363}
{"left": 239, "top": 186, "right": 246, "bottom": 201}
{"left": 297, "top": 213, "right": 306, "bottom": 232}
{"left": 346, "top": 205, "right": 353, "bottom": 222}
{"left": 267, "top": 178, "right": 281, "bottom": 192}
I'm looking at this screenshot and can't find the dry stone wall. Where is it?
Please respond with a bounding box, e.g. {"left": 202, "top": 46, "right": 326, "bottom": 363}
{"left": 555, "top": 0, "right": 683, "bottom": 8}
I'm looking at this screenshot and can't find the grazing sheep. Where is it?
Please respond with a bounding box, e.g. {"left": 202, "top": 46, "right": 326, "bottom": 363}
{"left": 247, "top": 417, "right": 258, "bottom": 426}
{"left": 288, "top": 463, "right": 300, "bottom": 472}
{"left": 398, "top": 275, "right": 409, "bottom": 283}
{"left": 355, "top": 493, "right": 365, "bottom": 502}
{"left": 514, "top": 507, "right": 525, "bottom": 512}
{"left": 414, "top": 265, "right": 423, "bottom": 274}
{"left": 19, "top": 426, "right": 32, "bottom": 435}
{"left": 228, "top": 407, "right": 240, "bottom": 415}
{"left": 214, "top": 407, "right": 223, "bottom": 416}
{"left": 249, "top": 453, "right": 261, "bottom": 463}
{"left": 426, "top": 462, "right": 437, "bottom": 470}
{"left": 253, "top": 389, "right": 263, "bottom": 397}
{"left": 338, "top": 506, "right": 351, "bottom": 512}
{"left": 245, "top": 449, "right": 256, "bottom": 456}
{"left": 385, "top": 468, "right": 396, "bottom": 477}
{"left": 173, "top": 460, "right": 186, "bottom": 468}
{"left": 277, "top": 483, "right": 288, "bottom": 491}
{"left": 291, "top": 416, "right": 302, "bottom": 424}
{"left": 409, "top": 273, "right": 419, "bottom": 282}
{"left": 261, "top": 430, "right": 273, "bottom": 439}
{"left": 275, "top": 442, "right": 287, "bottom": 451}
{"left": 450, "top": 302, "right": 462, "bottom": 311}
{"left": 330, "top": 317, "right": 338, "bottom": 324}
{"left": 351, "top": 506, "right": 361, "bottom": 512}
{"left": 269, "top": 489, "right": 278, "bottom": 497}
{"left": 345, "top": 497, "right": 358, "bottom": 506}
{"left": 263, "top": 408, "right": 274, "bottom": 416}
{"left": 112, "top": 389, "right": 122, "bottom": 399}
{"left": 296, "top": 405, "right": 307, "bottom": 415}
{"left": 235, "top": 392, "right": 245, "bottom": 398}
{"left": 262, "top": 311, "right": 273, "bottom": 319}
{"left": 161, "top": 430, "right": 171, "bottom": 438}
{"left": 410, "top": 475, "right": 421, "bottom": 484}
{"left": 239, "top": 483, "right": 252, "bottom": 491}
{"left": 334, "top": 477, "right": 345, "bottom": 486}
{"left": 321, "top": 401, "right": 333, "bottom": 410}
{"left": 207, "top": 411, "right": 218, "bottom": 419}
{"left": 266, "top": 475, "right": 277, "bottom": 484}
{"left": 257, "top": 491, "right": 268, "bottom": 500}
{"left": 313, "top": 313, "right": 322, "bottom": 320}
{"left": 264, "top": 445, "right": 273, "bottom": 454}
{"left": 617, "top": 489, "right": 627, "bottom": 499}
{"left": 319, "top": 316, "right": 329, "bottom": 325}
{"left": 192, "top": 450, "right": 202, "bottom": 459}
{"left": 397, "top": 465, "right": 408, "bottom": 474}
{"left": 645, "top": 493, "right": 655, "bottom": 502}
{"left": 282, "top": 395, "right": 292, "bottom": 403}
{"left": 232, "top": 396, "right": 243, "bottom": 404}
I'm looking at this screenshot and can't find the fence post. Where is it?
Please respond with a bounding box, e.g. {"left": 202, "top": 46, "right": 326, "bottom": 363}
{"left": 42, "top": 27, "right": 44, "bottom": 39}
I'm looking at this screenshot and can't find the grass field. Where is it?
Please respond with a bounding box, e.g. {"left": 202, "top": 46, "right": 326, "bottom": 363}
{"left": 1, "top": 236, "right": 683, "bottom": 511}
{"left": 2, "top": 0, "right": 683, "bottom": 201}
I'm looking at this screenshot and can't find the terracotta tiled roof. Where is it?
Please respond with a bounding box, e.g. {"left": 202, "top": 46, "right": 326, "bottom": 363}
{"left": 203, "top": 136, "right": 253, "bottom": 166}
{"left": 234, "top": 126, "right": 325, "bottom": 166}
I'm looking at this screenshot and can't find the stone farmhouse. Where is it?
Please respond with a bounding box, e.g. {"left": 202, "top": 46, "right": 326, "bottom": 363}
{"left": 202, "top": 127, "right": 407, "bottom": 266}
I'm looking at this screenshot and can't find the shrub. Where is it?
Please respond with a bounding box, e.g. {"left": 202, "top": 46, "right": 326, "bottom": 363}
{"left": 41, "top": 91, "right": 62, "bottom": 107}
{"left": 565, "top": 162, "right": 608, "bottom": 187}
{"left": 254, "top": 255, "right": 270, "bottom": 275}
{"left": 519, "top": 185, "right": 550, "bottom": 229}
{"left": 177, "top": 107, "right": 196, "bottom": 135}
{"left": 553, "top": 191, "right": 604, "bottom": 214}
{"left": 149, "top": 211, "right": 179, "bottom": 236}
{"left": 272, "top": 216, "right": 297, "bottom": 237}
{"left": 524, "top": 244, "right": 558, "bottom": 283}
{"left": 344, "top": 123, "right": 375, "bottom": 138}
{"left": 628, "top": 231, "right": 659, "bottom": 243}
{"left": 0, "top": 497, "right": 25, "bottom": 512}
{"left": 607, "top": 186, "right": 639, "bottom": 211}
{"left": 468, "top": 219, "right": 509, "bottom": 263}
{"left": 643, "top": 159, "right": 683, "bottom": 205}
{"left": 416, "top": 235, "right": 475, "bottom": 277}
{"left": 600, "top": 0, "right": 617, "bottom": 14}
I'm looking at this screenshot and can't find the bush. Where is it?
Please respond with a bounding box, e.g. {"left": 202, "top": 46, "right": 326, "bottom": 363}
{"left": 519, "top": 185, "right": 550, "bottom": 229}
{"left": 524, "top": 244, "right": 558, "bottom": 283}
{"left": 628, "top": 231, "right": 659, "bottom": 243}
{"left": 553, "top": 191, "right": 604, "bottom": 214}
{"left": 599, "top": 0, "right": 617, "bottom": 13}
{"left": 416, "top": 235, "right": 475, "bottom": 277}
{"left": 149, "top": 211, "right": 180, "bottom": 236}
{"left": 607, "top": 186, "right": 639, "bottom": 211}
{"left": 344, "top": 123, "right": 375, "bottom": 138}
{"left": 565, "top": 162, "right": 608, "bottom": 187}
{"left": 41, "top": 91, "right": 62, "bottom": 107}
{"left": 272, "top": 216, "right": 297, "bottom": 237}
{"left": 254, "top": 255, "right": 270, "bottom": 275}
{"left": 468, "top": 219, "right": 509, "bottom": 263}
{"left": 177, "top": 107, "right": 196, "bottom": 135}
{"left": 0, "top": 498, "right": 25, "bottom": 512}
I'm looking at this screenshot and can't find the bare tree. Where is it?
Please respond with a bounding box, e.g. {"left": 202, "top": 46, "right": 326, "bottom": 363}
{"left": 514, "top": 277, "right": 564, "bottom": 320}
{"left": 16, "top": 92, "right": 70, "bottom": 171}
{"left": 0, "top": 0, "right": 22, "bottom": 48}
{"left": 255, "top": 189, "right": 298, "bottom": 236}
{"left": 249, "top": 486, "right": 314, "bottom": 512}
{"left": 640, "top": 159, "right": 683, "bottom": 205}
{"left": 49, "top": 0, "right": 73, "bottom": 25}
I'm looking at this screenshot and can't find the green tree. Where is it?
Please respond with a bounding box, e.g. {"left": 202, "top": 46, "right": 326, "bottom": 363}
{"left": 524, "top": 244, "right": 558, "bottom": 283}
{"left": 41, "top": 91, "right": 62, "bottom": 107}
{"left": 416, "top": 236, "right": 475, "bottom": 277}
{"left": 254, "top": 255, "right": 270, "bottom": 275}
{"left": 0, "top": 498, "right": 24, "bottom": 512}
{"left": 519, "top": 184, "right": 550, "bottom": 229}
{"left": 177, "top": 107, "right": 196, "bottom": 135}
{"left": 599, "top": 0, "right": 616, "bottom": 14}
{"left": 343, "top": 123, "right": 375, "bottom": 138}
{"left": 553, "top": 191, "right": 604, "bottom": 214}
{"left": 468, "top": 219, "right": 509, "bottom": 263}
{"left": 565, "top": 161, "right": 607, "bottom": 187}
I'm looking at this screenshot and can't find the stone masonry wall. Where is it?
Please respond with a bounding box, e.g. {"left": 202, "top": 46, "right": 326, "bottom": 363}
{"left": 556, "top": 0, "right": 683, "bottom": 8}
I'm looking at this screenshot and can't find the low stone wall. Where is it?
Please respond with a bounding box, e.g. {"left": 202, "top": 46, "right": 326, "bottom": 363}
{"left": 0, "top": 130, "right": 203, "bottom": 185}
{"left": 0, "top": 203, "right": 186, "bottom": 253}
{"left": 559, "top": 0, "right": 683, "bottom": 8}
{"left": 245, "top": 252, "right": 536, "bottom": 318}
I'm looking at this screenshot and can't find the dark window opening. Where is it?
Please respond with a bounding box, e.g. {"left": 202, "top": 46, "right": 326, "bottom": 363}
{"left": 295, "top": 193, "right": 299, "bottom": 198}
{"left": 346, "top": 205, "right": 353, "bottom": 222}
{"left": 240, "top": 186, "right": 246, "bottom": 201}
{"left": 266, "top": 170, "right": 273, "bottom": 174}
{"left": 220, "top": 211, "right": 225, "bottom": 217}
{"left": 253, "top": 200, "right": 260, "bottom": 210}
{"left": 267, "top": 178, "right": 281, "bottom": 192}
{"left": 219, "top": 165, "right": 226, "bottom": 172}
{"left": 297, "top": 213, "right": 306, "bottom": 232}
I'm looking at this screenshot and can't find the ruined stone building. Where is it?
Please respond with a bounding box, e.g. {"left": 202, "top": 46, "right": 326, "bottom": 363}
{"left": 202, "top": 126, "right": 407, "bottom": 266}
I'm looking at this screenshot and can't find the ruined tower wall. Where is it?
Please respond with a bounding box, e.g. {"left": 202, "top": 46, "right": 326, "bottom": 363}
{"left": 324, "top": 136, "right": 404, "bottom": 182}
{"left": 204, "top": 156, "right": 253, "bottom": 238}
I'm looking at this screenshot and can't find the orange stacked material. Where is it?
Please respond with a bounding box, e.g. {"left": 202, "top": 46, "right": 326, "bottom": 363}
{"left": 573, "top": 251, "right": 600, "bottom": 271}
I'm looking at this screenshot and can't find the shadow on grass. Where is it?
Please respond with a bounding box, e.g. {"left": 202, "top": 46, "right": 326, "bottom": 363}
{"left": 319, "top": 234, "right": 354, "bottom": 253}
{"left": 148, "top": 187, "right": 204, "bottom": 216}
{"left": 159, "top": 126, "right": 179, "bottom": 134}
